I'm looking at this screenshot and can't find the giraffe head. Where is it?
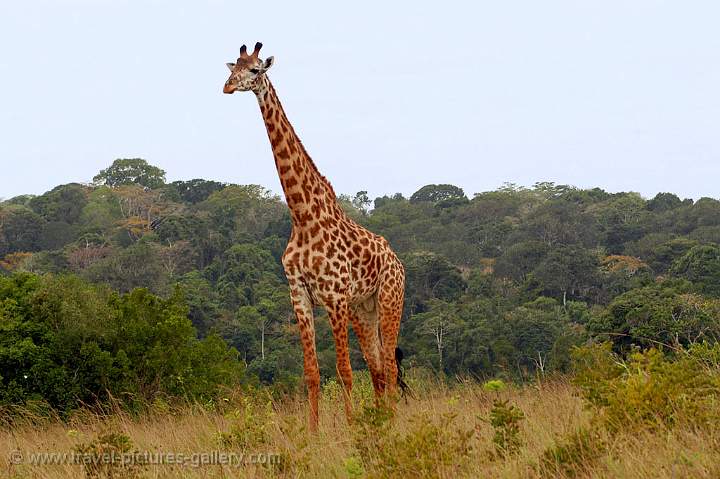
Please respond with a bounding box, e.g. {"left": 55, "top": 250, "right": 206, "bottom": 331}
{"left": 223, "top": 42, "right": 274, "bottom": 94}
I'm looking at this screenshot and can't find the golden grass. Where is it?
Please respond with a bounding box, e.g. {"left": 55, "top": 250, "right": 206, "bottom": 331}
{"left": 1, "top": 374, "right": 719, "bottom": 478}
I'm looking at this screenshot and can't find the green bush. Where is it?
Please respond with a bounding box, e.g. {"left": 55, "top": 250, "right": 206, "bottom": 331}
{"left": 542, "top": 342, "right": 720, "bottom": 477}
{"left": 587, "top": 285, "right": 720, "bottom": 349}
{"left": 215, "top": 393, "right": 275, "bottom": 449}
{"left": 482, "top": 379, "right": 507, "bottom": 392}
{"left": 572, "top": 343, "right": 720, "bottom": 431}
{"left": 0, "top": 272, "right": 245, "bottom": 415}
{"left": 352, "top": 404, "right": 474, "bottom": 478}
{"left": 486, "top": 399, "right": 525, "bottom": 456}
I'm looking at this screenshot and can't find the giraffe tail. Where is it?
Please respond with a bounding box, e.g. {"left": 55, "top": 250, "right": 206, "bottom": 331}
{"left": 395, "top": 347, "right": 413, "bottom": 399}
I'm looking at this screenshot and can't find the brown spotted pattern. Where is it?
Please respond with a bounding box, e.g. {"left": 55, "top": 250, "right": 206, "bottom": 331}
{"left": 224, "top": 47, "right": 405, "bottom": 431}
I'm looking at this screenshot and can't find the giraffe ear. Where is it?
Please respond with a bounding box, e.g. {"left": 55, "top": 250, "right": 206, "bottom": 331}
{"left": 226, "top": 62, "right": 235, "bottom": 71}
{"left": 262, "top": 56, "right": 275, "bottom": 72}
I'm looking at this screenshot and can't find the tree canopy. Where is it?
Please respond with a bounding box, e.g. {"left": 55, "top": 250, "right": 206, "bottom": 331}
{"left": 2, "top": 161, "right": 720, "bottom": 411}
{"left": 93, "top": 158, "right": 167, "bottom": 189}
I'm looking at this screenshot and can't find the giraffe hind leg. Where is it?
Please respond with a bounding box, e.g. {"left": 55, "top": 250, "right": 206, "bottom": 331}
{"left": 350, "top": 294, "right": 386, "bottom": 399}
{"left": 378, "top": 263, "right": 405, "bottom": 398}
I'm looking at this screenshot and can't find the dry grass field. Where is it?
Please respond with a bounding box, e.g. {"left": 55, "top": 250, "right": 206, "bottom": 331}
{"left": 2, "top": 370, "right": 720, "bottom": 479}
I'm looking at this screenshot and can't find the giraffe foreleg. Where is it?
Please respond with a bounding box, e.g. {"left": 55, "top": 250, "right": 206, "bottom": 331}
{"left": 289, "top": 286, "right": 320, "bottom": 432}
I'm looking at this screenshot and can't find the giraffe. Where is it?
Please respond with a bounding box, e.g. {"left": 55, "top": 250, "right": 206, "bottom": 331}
{"left": 223, "top": 43, "right": 405, "bottom": 431}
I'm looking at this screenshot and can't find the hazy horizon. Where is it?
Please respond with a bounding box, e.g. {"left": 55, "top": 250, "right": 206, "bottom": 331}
{"left": 1, "top": 1, "right": 719, "bottom": 201}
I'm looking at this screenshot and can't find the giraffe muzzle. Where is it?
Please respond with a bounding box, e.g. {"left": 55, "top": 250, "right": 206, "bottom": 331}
{"left": 223, "top": 84, "right": 235, "bottom": 94}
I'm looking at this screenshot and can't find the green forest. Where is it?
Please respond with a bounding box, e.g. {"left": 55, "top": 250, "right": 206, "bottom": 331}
{"left": 3, "top": 157, "right": 720, "bottom": 413}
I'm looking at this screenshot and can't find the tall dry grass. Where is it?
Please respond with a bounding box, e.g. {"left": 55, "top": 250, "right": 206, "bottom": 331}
{"left": 1, "top": 373, "right": 719, "bottom": 478}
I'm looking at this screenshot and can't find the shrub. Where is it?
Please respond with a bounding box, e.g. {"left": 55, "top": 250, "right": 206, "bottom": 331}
{"left": 352, "top": 403, "right": 474, "bottom": 478}
{"left": 73, "top": 431, "right": 144, "bottom": 479}
{"left": 482, "top": 379, "right": 507, "bottom": 392}
{"left": 687, "top": 341, "right": 720, "bottom": 368}
{"left": 216, "top": 393, "right": 275, "bottom": 449}
{"left": 587, "top": 285, "right": 720, "bottom": 349}
{"left": 321, "top": 370, "right": 375, "bottom": 408}
{"left": 539, "top": 427, "right": 606, "bottom": 478}
{"left": 570, "top": 342, "right": 624, "bottom": 408}
{"left": 486, "top": 399, "right": 525, "bottom": 456}
{"left": 0, "top": 272, "right": 245, "bottom": 415}
{"left": 343, "top": 456, "right": 365, "bottom": 478}
{"left": 351, "top": 403, "right": 395, "bottom": 470}
{"left": 572, "top": 343, "right": 720, "bottom": 431}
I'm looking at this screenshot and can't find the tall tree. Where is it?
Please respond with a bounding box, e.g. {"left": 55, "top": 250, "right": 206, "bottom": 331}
{"left": 93, "top": 158, "right": 167, "bottom": 189}
{"left": 410, "top": 184, "right": 468, "bottom": 207}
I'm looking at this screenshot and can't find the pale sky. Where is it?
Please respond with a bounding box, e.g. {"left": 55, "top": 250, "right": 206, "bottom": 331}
{"left": 1, "top": 1, "right": 719, "bottom": 201}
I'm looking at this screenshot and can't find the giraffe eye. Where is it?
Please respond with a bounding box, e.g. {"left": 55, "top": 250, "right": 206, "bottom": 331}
{"left": 249, "top": 68, "right": 260, "bottom": 74}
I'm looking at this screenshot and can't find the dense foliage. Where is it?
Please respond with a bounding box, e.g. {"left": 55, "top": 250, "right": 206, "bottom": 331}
{"left": 0, "top": 273, "right": 243, "bottom": 412}
{"left": 2, "top": 158, "right": 720, "bottom": 410}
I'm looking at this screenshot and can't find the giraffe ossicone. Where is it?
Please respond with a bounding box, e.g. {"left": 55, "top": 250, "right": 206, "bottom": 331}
{"left": 224, "top": 43, "right": 405, "bottom": 432}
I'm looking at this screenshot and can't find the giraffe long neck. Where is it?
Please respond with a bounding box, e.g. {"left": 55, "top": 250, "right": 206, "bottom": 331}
{"left": 254, "top": 77, "right": 340, "bottom": 227}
